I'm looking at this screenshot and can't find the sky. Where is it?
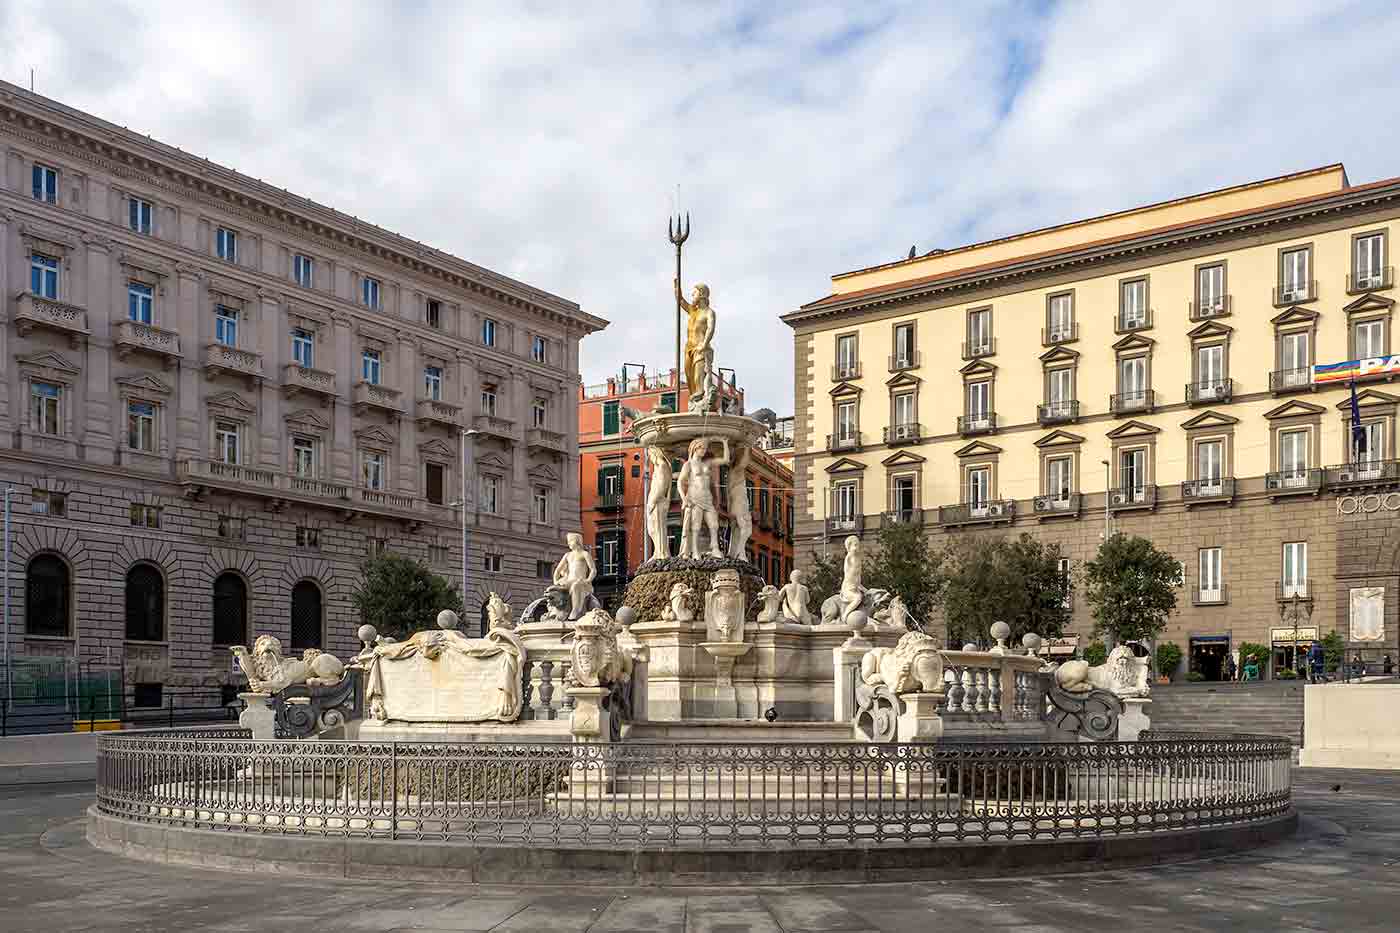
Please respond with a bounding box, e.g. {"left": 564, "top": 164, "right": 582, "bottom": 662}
{"left": 4, "top": 1, "right": 1400, "bottom": 411}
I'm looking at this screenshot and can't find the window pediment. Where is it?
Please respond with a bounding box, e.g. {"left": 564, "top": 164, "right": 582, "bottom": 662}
{"left": 881, "top": 450, "right": 926, "bottom": 467}
{"left": 1111, "top": 333, "right": 1154, "bottom": 353}
{"left": 1039, "top": 345, "right": 1080, "bottom": 364}
{"left": 1264, "top": 399, "right": 1326, "bottom": 419}
{"left": 824, "top": 457, "right": 867, "bottom": 474}
{"left": 115, "top": 373, "right": 173, "bottom": 397}
{"left": 18, "top": 220, "right": 79, "bottom": 254}
{"left": 353, "top": 425, "right": 396, "bottom": 448}
{"left": 1271, "top": 305, "right": 1319, "bottom": 327}
{"left": 286, "top": 408, "right": 330, "bottom": 432}
{"left": 1187, "top": 320, "right": 1233, "bottom": 340}
{"left": 16, "top": 351, "right": 80, "bottom": 378}
{"left": 528, "top": 463, "right": 561, "bottom": 482}
{"left": 1342, "top": 293, "right": 1394, "bottom": 315}
{"left": 418, "top": 438, "right": 454, "bottom": 461}
{"left": 208, "top": 276, "right": 254, "bottom": 305}
{"left": 829, "top": 380, "right": 862, "bottom": 398}
{"left": 477, "top": 451, "right": 510, "bottom": 471}
{"left": 1334, "top": 389, "right": 1399, "bottom": 411}
{"left": 1034, "top": 429, "right": 1085, "bottom": 448}
{"left": 958, "top": 359, "right": 997, "bottom": 377}
{"left": 1105, "top": 420, "right": 1160, "bottom": 439}
{"left": 885, "top": 371, "right": 921, "bottom": 388}
{"left": 954, "top": 440, "right": 1002, "bottom": 458}
{"left": 1180, "top": 410, "right": 1239, "bottom": 430}
{"left": 118, "top": 250, "right": 173, "bottom": 280}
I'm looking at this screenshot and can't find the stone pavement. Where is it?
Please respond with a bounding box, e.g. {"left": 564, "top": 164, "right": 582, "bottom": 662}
{"left": 2, "top": 769, "right": 1398, "bottom": 932}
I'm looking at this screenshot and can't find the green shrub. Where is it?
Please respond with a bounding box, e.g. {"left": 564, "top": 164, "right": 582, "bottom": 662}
{"left": 1238, "top": 641, "right": 1270, "bottom": 666}
{"left": 1186, "top": 671, "right": 1206, "bottom": 682}
{"left": 1083, "top": 641, "right": 1108, "bottom": 666}
{"left": 1320, "top": 631, "right": 1346, "bottom": 673}
{"left": 1275, "top": 668, "right": 1298, "bottom": 680}
{"left": 1154, "top": 642, "right": 1183, "bottom": 678}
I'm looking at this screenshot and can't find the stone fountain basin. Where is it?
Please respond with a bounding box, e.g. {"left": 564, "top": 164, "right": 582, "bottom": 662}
{"left": 631, "top": 412, "right": 768, "bottom": 452}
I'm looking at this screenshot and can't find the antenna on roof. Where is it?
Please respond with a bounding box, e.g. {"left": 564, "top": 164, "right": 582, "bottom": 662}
{"left": 30, "top": 68, "right": 35, "bottom": 92}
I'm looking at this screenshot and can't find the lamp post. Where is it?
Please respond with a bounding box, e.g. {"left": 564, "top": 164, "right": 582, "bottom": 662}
{"left": 453, "top": 429, "right": 481, "bottom": 622}
{"left": 3, "top": 485, "right": 11, "bottom": 707}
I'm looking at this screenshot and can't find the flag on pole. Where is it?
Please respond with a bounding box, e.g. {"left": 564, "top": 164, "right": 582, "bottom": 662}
{"left": 1350, "top": 378, "right": 1366, "bottom": 459}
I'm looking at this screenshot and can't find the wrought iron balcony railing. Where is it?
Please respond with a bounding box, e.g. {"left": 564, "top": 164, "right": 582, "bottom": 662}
{"left": 1269, "top": 367, "right": 1313, "bottom": 393}
{"left": 1109, "top": 390, "right": 1154, "bottom": 414}
{"left": 1185, "top": 379, "right": 1233, "bottom": 404}
{"left": 1032, "top": 493, "right": 1080, "bottom": 516}
{"left": 1193, "top": 584, "right": 1230, "bottom": 606}
{"left": 961, "top": 339, "right": 996, "bottom": 360}
{"left": 1347, "top": 266, "right": 1393, "bottom": 294}
{"left": 1181, "top": 477, "right": 1235, "bottom": 502}
{"left": 888, "top": 351, "right": 921, "bottom": 372}
{"left": 957, "top": 413, "right": 997, "bottom": 436}
{"left": 827, "top": 432, "right": 862, "bottom": 452}
{"left": 825, "top": 514, "right": 864, "bottom": 535}
{"left": 1042, "top": 323, "right": 1078, "bottom": 345}
{"left": 884, "top": 423, "right": 922, "bottom": 445}
{"left": 1037, "top": 401, "right": 1079, "bottom": 425}
{"left": 939, "top": 500, "right": 1015, "bottom": 527}
{"left": 882, "top": 509, "right": 923, "bottom": 527}
{"left": 831, "top": 362, "right": 862, "bottom": 381}
{"left": 1273, "top": 280, "right": 1317, "bottom": 306}
{"left": 1265, "top": 468, "right": 1324, "bottom": 495}
{"left": 1326, "top": 460, "right": 1400, "bottom": 489}
{"left": 1188, "top": 295, "right": 1232, "bottom": 321}
{"left": 1107, "top": 484, "right": 1157, "bottom": 510}
{"left": 1114, "top": 309, "right": 1152, "bottom": 333}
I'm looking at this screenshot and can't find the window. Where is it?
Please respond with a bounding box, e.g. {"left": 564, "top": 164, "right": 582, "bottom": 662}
{"left": 537, "top": 560, "right": 553, "bottom": 579}
{"left": 30, "top": 381, "right": 61, "bottom": 435}
{"left": 836, "top": 334, "right": 858, "bottom": 377}
{"left": 1279, "top": 330, "right": 1310, "bottom": 385}
{"left": 25, "top": 555, "right": 70, "bottom": 637}
{"left": 31, "top": 490, "right": 66, "bottom": 516}
{"left": 832, "top": 481, "right": 857, "bottom": 523}
{"left": 966, "top": 466, "right": 991, "bottom": 510}
{"left": 967, "top": 308, "right": 992, "bottom": 354}
{"left": 482, "top": 318, "right": 497, "bottom": 347}
{"left": 1282, "top": 542, "right": 1308, "bottom": 597}
{"left": 215, "top": 305, "right": 239, "bottom": 347}
{"left": 120, "top": 564, "right": 164, "bottom": 643}
{"left": 292, "top": 436, "right": 315, "bottom": 477}
{"left": 893, "top": 392, "right": 915, "bottom": 427}
{"left": 532, "top": 335, "right": 547, "bottom": 363}
{"left": 533, "top": 397, "right": 548, "bottom": 428}
{"left": 216, "top": 227, "right": 238, "bottom": 262}
{"left": 891, "top": 475, "right": 916, "bottom": 519}
{"left": 212, "top": 572, "right": 248, "bottom": 646}
{"left": 597, "top": 534, "right": 622, "bottom": 577}
{"left": 295, "top": 526, "right": 320, "bottom": 549}
{"left": 1119, "top": 356, "right": 1147, "bottom": 402}
{"left": 129, "top": 197, "right": 153, "bottom": 235}
{"left": 1355, "top": 233, "right": 1385, "bottom": 289}
{"left": 362, "top": 276, "right": 381, "bottom": 309}
{"left": 132, "top": 683, "right": 163, "bottom": 708}
{"left": 483, "top": 553, "right": 503, "bottom": 574}
{"left": 1197, "top": 264, "right": 1225, "bottom": 315}
{"left": 1354, "top": 318, "right": 1385, "bottom": 359}
{"left": 290, "top": 581, "right": 323, "bottom": 652}
{"left": 429, "top": 543, "right": 449, "bottom": 566}
{"left": 1195, "top": 344, "right": 1226, "bottom": 397}
{"left": 293, "top": 254, "right": 315, "bottom": 288}
{"left": 362, "top": 349, "right": 382, "bottom": 384}
{"left": 292, "top": 329, "right": 314, "bottom": 368}
{"left": 481, "top": 385, "right": 499, "bottom": 417}
{"left": 534, "top": 487, "right": 550, "bottom": 524}
{"left": 362, "top": 452, "right": 386, "bottom": 490}
{"left": 1281, "top": 247, "right": 1310, "bottom": 301}
{"left": 30, "top": 253, "right": 58, "bottom": 299}
{"left": 426, "top": 299, "right": 441, "bottom": 329}
{"left": 1196, "top": 440, "right": 1224, "bottom": 490}
{"left": 1057, "top": 557, "right": 1072, "bottom": 608}
{"left": 369, "top": 538, "right": 389, "bottom": 557}
{"left": 659, "top": 391, "right": 677, "bottom": 412}
{"left": 1047, "top": 292, "right": 1074, "bottom": 341}
{"left": 480, "top": 474, "right": 501, "bottom": 514}
{"left": 1046, "top": 456, "right": 1073, "bottom": 502}
{"left": 1199, "top": 548, "right": 1223, "bottom": 602}
{"left": 1120, "top": 448, "right": 1147, "bottom": 499}
{"left": 128, "top": 283, "right": 154, "bottom": 324}
{"left": 598, "top": 463, "right": 623, "bottom": 497}
{"left": 893, "top": 322, "right": 916, "bottom": 367}
{"left": 602, "top": 399, "right": 619, "bottom": 435}
{"left": 424, "top": 365, "right": 443, "bottom": 401}
{"left": 965, "top": 381, "right": 990, "bottom": 419}
{"left": 217, "top": 515, "right": 245, "bottom": 540}
{"left": 836, "top": 400, "right": 858, "bottom": 442}
{"left": 215, "top": 421, "right": 240, "bottom": 464}
{"left": 1355, "top": 421, "right": 1385, "bottom": 468}
{"left": 1279, "top": 429, "right": 1309, "bottom": 484}
{"left": 1047, "top": 368, "right": 1073, "bottom": 414}
{"left": 32, "top": 164, "right": 57, "bottom": 203}
{"left": 129, "top": 504, "right": 161, "bottom": 528}
{"left": 1119, "top": 279, "right": 1148, "bottom": 329}
{"left": 426, "top": 462, "right": 445, "bottom": 505}
{"left": 127, "top": 401, "right": 155, "bottom": 452}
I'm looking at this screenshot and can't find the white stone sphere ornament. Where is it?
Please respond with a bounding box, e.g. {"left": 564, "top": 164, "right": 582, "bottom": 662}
{"left": 437, "top": 609, "right": 460, "bottom": 630}
{"left": 1022, "top": 632, "right": 1043, "bottom": 657}
{"left": 616, "top": 606, "right": 636, "bottom": 632}
{"left": 990, "top": 621, "right": 1011, "bottom": 655}
{"left": 357, "top": 624, "right": 378, "bottom": 649}
{"left": 847, "top": 609, "right": 868, "bottom": 639}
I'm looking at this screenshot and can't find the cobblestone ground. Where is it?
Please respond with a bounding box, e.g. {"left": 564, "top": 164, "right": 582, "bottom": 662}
{"left": 2, "top": 769, "right": 1398, "bottom": 932}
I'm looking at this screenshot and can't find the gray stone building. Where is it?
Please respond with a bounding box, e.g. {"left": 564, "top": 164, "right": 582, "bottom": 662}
{"left": 0, "top": 82, "right": 606, "bottom": 701}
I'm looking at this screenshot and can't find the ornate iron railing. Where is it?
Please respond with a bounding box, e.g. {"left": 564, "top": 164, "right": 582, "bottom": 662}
{"left": 94, "top": 729, "right": 1292, "bottom": 850}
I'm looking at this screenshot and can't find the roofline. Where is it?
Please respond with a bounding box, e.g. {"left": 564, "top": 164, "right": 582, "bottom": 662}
{"left": 0, "top": 80, "right": 608, "bottom": 334}
{"left": 834, "top": 163, "right": 1348, "bottom": 282}
{"left": 785, "top": 172, "right": 1400, "bottom": 326}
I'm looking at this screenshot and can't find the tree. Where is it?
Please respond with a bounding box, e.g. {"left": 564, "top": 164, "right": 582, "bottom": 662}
{"left": 1080, "top": 533, "right": 1182, "bottom": 645}
{"left": 939, "top": 534, "right": 1070, "bottom": 647}
{"left": 999, "top": 533, "right": 1072, "bottom": 644}
{"left": 802, "top": 548, "right": 843, "bottom": 612}
{"left": 865, "top": 521, "right": 944, "bottom": 629}
{"left": 939, "top": 537, "right": 1007, "bottom": 648}
{"left": 1155, "top": 642, "right": 1183, "bottom": 679}
{"left": 352, "top": 553, "right": 464, "bottom": 640}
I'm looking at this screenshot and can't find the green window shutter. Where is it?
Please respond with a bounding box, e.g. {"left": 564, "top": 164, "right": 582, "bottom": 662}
{"left": 603, "top": 401, "right": 620, "bottom": 435}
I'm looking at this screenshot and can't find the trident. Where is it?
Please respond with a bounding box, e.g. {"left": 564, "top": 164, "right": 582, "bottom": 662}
{"left": 668, "top": 211, "right": 690, "bottom": 397}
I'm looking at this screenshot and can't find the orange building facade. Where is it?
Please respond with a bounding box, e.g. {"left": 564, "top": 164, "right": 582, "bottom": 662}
{"left": 578, "top": 368, "right": 795, "bottom": 607}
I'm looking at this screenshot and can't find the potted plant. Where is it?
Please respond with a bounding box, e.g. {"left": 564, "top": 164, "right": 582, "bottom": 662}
{"left": 1154, "top": 642, "right": 1183, "bottom": 684}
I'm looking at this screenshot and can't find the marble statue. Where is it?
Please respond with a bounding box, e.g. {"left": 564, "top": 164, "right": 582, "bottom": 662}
{"left": 705, "top": 568, "right": 746, "bottom": 642}
{"left": 861, "top": 631, "right": 945, "bottom": 695}
{"left": 820, "top": 587, "right": 893, "bottom": 626}
{"left": 839, "top": 535, "right": 864, "bottom": 623}
{"left": 566, "top": 608, "right": 631, "bottom": 688}
{"left": 678, "top": 438, "right": 722, "bottom": 558}
{"left": 552, "top": 532, "right": 597, "bottom": 620}
{"left": 232, "top": 636, "right": 345, "bottom": 694}
{"left": 726, "top": 446, "right": 753, "bottom": 560}
{"left": 875, "top": 595, "right": 909, "bottom": 631}
{"left": 645, "top": 446, "right": 673, "bottom": 560}
{"left": 485, "top": 593, "right": 514, "bottom": 630}
{"left": 674, "top": 277, "right": 716, "bottom": 412}
{"left": 779, "top": 569, "right": 815, "bottom": 624}
{"left": 754, "top": 585, "right": 782, "bottom": 623}
{"left": 1055, "top": 644, "right": 1151, "bottom": 699}
{"left": 363, "top": 625, "right": 525, "bottom": 723}
{"left": 661, "top": 582, "right": 695, "bottom": 622}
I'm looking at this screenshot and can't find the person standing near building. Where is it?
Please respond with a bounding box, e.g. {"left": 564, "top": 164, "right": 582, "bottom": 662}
{"left": 1224, "top": 652, "right": 1237, "bottom": 683}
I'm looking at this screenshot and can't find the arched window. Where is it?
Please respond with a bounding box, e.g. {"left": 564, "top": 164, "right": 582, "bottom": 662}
{"left": 125, "top": 564, "right": 165, "bottom": 642}
{"left": 212, "top": 572, "right": 248, "bottom": 646}
{"left": 289, "top": 580, "right": 322, "bottom": 651}
{"left": 25, "top": 555, "right": 70, "bottom": 637}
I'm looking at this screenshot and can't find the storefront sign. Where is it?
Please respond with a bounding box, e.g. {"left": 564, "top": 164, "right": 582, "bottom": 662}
{"left": 1269, "top": 626, "right": 1318, "bottom": 644}
{"left": 1314, "top": 354, "right": 1400, "bottom": 385}
{"left": 1350, "top": 587, "right": 1386, "bottom": 642}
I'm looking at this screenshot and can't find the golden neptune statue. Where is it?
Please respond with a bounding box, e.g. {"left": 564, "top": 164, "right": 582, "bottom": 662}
{"left": 674, "top": 277, "right": 716, "bottom": 411}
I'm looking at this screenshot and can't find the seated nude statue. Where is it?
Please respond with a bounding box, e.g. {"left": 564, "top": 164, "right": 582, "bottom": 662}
{"left": 779, "top": 569, "right": 814, "bottom": 624}
{"left": 552, "top": 532, "right": 597, "bottom": 620}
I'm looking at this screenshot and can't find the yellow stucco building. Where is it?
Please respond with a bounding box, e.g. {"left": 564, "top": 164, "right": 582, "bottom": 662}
{"left": 783, "top": 164, "right": 1400, "bottom": 678}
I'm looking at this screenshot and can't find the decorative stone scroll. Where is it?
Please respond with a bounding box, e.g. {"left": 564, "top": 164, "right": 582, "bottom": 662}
{"left": 1046, "top": 683, "right": 1123, "bottom": 742}
{"left": 272, "top": 668, "right": 363, "bottom": 739}
{"left": 362, "top": 627, "right": 525, "bottom": 723}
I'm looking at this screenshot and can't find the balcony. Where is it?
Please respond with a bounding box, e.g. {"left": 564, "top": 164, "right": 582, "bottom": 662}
{"left": 1189, "top": 295, "right": 1232, "bottom": 321}
{"left": 415, "top": 398, "right": 463, "bottom": 429}
{"left": 884, "top": 423, "right": 923, "bottom": 446}
{"left": 176, "top": 457, "right": 433, "bottom": 523}
{"left": 888, "top": 351, "right": 921, "bottom": 372}
{"left": 204, "top": 343, "right": 264, "bottom": 386}
{"left": 282, "top": 363, "right": 338, "bottom": 401}
{"left": 1109, "top": 390, "right": 1154, "bottom": 415}
{"left": 1185, "top": 379, "right": 1233, "bottom": 405}
{"left": 111, "top": 320, "right": 182, "bottom": 369}
{"left": 1181, "top": 477, "right": 1235, "bottom": 504}
{"left": 961, "top": 339, "right": 995, "bottom": 361}
{"left": 1108, "top": 485, "right": 1157, "bottom": 511}
{"left": 1037, "top": 400, "right": 1079, "bottom": 425}
{"left": 1269, "top": 367, "right": 1313, "bottom": 394}
{"left": 831, "top": 362, "right": 862, "bottom": 381}
{"left": 755, "top": 508, "right": 773, "bottom": 530}
{"left": 1275, "top": 581, "right": 1313, "bottom": 602}
{"left": 1042, "top": 323, "right": 1078, "bottom": 346}
{"left": 352, "top": 381, "right": 402, "bottom": 417}
{"left": 827, "top": 432, "right": 862, "bottom": 453}
{"left": 882, "top": 509, "right": 923, "bottom": 528}
{"left": 1193, "top": 584, "right": 1231, "bottom": 607}
{"left": 1114, "top": 310, "right": 1152, "bottom": 334}
{"left": 1347, "top": 267, "right": 1394, "bottom": 294}
{"left": 15, "top": 293, "right": 90, "bottom": 347}
{"left": 957, "top": 413, "right": 997, "bottom": 436}
{"left": 1266, "top": 468, "right": 1324, "bottom": 497}
{"left": 527, "top": 427, "right": 568, "bottom": 455}
{"left": 939, "top": 500, "right": 1015, "bottom": 527}
{"left": 825, "top": 514, "right": 864, "bottom": 535}
{"left": 1326, "top": 460, "right": 1400, "bottom": 489}
{"left": 1032, "top": 493, "right": 1080, "bottom": 518}
{"left": 1273, "top": 280, "right": 1317, "bottom": 307}
{"left": 473, "top": 413, "right": 516, "bottom": 441}
{"left": 596, "top": 492, "right": 623, "bottom": 512}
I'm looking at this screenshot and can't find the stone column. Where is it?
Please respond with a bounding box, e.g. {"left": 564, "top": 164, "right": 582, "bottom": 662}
{"left": 257, "top": 289, "right": 282, "bottom": 469}
{"left": 330, "top": 313, "right": 353, "bottom": 481}
{"left": 1118, "top": 697, "right": 1151, "bottom": 741}
{"left": 832, "top": 632, "right": 871, "bottom": 724}
{"left": 173, "top": 264, "right": 204, "bottom": 460}
{"left": 81, "top": 235, "right": 115, "bottom": 463}
{"left": 397, "top": 336, "right": 418, "bottom": 495}
{"left": 0, "top": 209, "right": 13, "bottom": 431}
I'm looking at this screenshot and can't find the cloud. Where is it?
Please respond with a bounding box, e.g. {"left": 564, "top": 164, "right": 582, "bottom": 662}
{"left": 3, "top": 1, "right": 1398, "bottom": 411}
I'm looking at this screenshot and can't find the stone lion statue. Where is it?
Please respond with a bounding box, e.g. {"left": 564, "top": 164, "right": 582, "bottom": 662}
{"left": 1054, "top": 644, "right": 1150, "bottom": 699}
{"left": 486, "top": 592, "right": 514, "bottom": 630}
{"left": 231, "top": 635, "right": 344, "bottom": 694}
{"left": 753, "top": 584, "right": 782, "bottom": 623}
{"left": 860, "top": 631, "right": 945, "bottom": 695}
{"left": 820, "top": 587, "right": 893, "bottom": 625}
{"left": 661, "top": 582, "right": 695, "bottom": 622}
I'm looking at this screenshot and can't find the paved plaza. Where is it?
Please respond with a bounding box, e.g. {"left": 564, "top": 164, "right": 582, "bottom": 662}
{"left": 0, "top": 769, "right": 1395, "bottom": 932}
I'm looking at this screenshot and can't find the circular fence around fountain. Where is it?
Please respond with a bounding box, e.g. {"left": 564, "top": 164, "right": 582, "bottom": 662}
{"left": 88, "top": 728, "right": 1295, "bottom": 884}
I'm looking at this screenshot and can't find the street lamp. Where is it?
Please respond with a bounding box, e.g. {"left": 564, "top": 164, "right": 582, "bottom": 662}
{"left": 451, "top": 429, "right": 481, "bottom": 624}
